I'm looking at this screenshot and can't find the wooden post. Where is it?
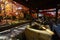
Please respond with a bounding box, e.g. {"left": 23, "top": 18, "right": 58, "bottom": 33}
{"left": 29, "top": 9, "right": 32, "bottom": 26}
{"left": 55, "top": 5, "right": 58, "bottom": 24}
{"left": 0, "top": 2, "right": 1, "bottom": 22}
{"left": 37, "top": 10, "right": 39, "bottom": 19}
{"left": 0, "top": 3, "right": 1, "bottom": 13}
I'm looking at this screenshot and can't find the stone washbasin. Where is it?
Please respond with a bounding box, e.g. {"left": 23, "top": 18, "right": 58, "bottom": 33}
{"left": 25, "top": 25, "right": 54, "bottom": 40}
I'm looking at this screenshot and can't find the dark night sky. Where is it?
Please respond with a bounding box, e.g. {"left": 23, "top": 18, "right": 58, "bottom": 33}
{"left": 13, "top": 0, "right": 58, "bottom": 10}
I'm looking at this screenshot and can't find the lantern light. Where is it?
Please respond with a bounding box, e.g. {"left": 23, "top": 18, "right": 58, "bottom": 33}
{"left": 17, "top": 7, "right": 22, "bottom": 10}
{"left": 15, "top": 12, "right": 18, "bottom": 15}
{"left": 38, "top": 13, "right": 43, "bottom": 17}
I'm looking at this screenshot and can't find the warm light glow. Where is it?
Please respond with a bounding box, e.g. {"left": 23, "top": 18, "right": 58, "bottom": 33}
{"left": 5, "top": 1, "right": 8, "bottom": 4}
{"left": 0, "top": 0, "right": 28, "bottom": 18}
{"left": 15, "top": 12, "right": 18, "bottom": 15}
{"left": 2, "top": 0, "right": 6, "bottom": 2}
{"left": 17, "top": 7, "right": 22, "bottom": 10}
{"left": 0, "top": 0, "right": 2, "bottom": 2}
{"left": 5, "top": 3, "right": 12, "bottom": 13}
